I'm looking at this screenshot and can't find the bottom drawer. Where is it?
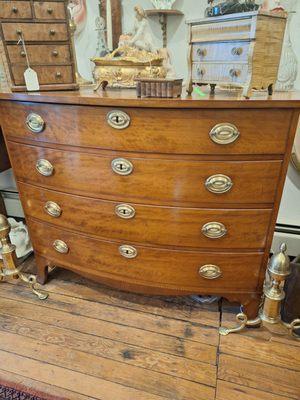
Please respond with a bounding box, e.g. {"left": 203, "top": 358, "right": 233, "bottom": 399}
{"left": 29, "top": 219, "right": 263, "bottom": 294}
{"left": 12, "top": 65, "right": 74, "bottom": 85}
{"left": 192, "top": 62, "right": 248, "bottom": 84}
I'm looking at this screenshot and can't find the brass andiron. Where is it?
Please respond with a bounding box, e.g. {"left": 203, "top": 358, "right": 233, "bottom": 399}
{"left": 0, "top": 214, "right": 48, "bottom": 300}
{"left": 220, "top": 243, "right": 299, "bottom": 337}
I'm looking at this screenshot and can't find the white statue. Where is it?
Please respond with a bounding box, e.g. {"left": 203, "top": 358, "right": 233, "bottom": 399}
{"left": 120, "top": 6, "right": 156, "bottom": 53}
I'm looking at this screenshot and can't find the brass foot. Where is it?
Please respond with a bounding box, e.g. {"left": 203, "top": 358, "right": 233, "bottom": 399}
{"left": 282, "top": 320, "right": 300, "bottom": 339}
{"left": 219, "top": 312, "right": 262, "bottom": 336}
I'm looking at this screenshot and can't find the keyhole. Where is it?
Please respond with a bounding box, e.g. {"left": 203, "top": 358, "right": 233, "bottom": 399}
{"left": 122, "top": 209, "right": 127, "bottom": 215}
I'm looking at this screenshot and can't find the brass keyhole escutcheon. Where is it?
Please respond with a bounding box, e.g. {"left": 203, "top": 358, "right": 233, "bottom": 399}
{"left": 107, "top": 110, "right": 131, "bottom": 130}
{"left": 119, "top": 245, "right": 138, "bottom": 259}
{"left": 111, "top": 158, "right": 133, "bottom": 176}
{"left": 115, "top": 204, "right": 136, "bottom": 219}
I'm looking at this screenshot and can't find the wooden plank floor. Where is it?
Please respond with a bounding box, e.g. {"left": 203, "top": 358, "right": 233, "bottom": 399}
{"left": 0, "top": 257, "right": 299, "bottom": 400}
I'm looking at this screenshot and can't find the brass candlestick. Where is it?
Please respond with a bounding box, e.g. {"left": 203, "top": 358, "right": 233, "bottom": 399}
{"left": 220, "top": 243, "right": 299, "bottom": 338}
{"left": 0, "top": 214, "right": 48, "bottom": 300}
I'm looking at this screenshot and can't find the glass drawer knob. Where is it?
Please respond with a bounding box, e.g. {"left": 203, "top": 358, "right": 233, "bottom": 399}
{"left": 111, "top": 158, "right": 133, "bottom": 176}
{"left": 107, "top": 110, "right": 131, "bottom": 130}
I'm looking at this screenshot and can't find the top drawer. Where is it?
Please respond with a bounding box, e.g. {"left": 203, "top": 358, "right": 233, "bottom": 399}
{"left": 1, "top": 22, "right": 68, "bottom": 41}
{"left": 33, "top": 1, "right": 66, "bottom": 20}
{"left": 0, "top": 1, "right": 32, "bottom": 19}
{"left": 0, "top": 102, "right": 291, "bottom": 156}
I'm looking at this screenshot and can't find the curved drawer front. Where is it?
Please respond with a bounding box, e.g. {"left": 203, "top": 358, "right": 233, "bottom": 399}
{"left": 29, "top": 219, "right": 263, "bottom": 293}
{"left": 192, "top": 41, "right": 250, "bottom": 62}
{"left": 1, "top": 102, "right": 291, "bottom": 155}
{"left": 9, "top": 142, "right": 282, "bottom": 206}
{"left": 192, "top": 62, "right": 248, "bottom": 84}
{"left": 20, "top": 183, "right": 272, "bottom": 249}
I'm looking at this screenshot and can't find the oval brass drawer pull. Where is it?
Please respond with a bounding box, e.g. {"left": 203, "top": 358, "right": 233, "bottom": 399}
{"left": 199, "top": 264, "right": 222, "bottom": 280}
{"left": 119, "top": 245, "right": 137, "bottom": 259}
{"left": 209, "top": 123, "right": 240, "bottom": 145}
{"left": 53, "top": 239, "right": 69, "bottom": 254}
{"left": 26, "top": 113, "right": 45, "bottom": 133}
{"left": 36, "top": 159, "right": 54, "bottom": 177}
{"left": 107, "top": 110, "right": 130, "bottom": 130}
{"left": 111, "top": 158, "right": 133, "bottom": 176}
{"left": 205, "top": 174, "right": 233, "bottom": 194}
{"left": 202, "top": 222, "right": 227, "bottom": 239}
{"left": 44, "top": 201, "right": 62, "bottom": 218}
{"left": 115, "top": 204, "right": 136, "bottom": 219}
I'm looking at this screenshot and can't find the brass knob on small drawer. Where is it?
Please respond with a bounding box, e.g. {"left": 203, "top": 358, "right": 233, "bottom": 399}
{"left": 119, "top": 245, "right": 138, "bottom": 259}
{"left": 209, "top": 123, "right": 240, "bottom": 145}
{"left": 44, "top": 201, "right": 62, "bottom": 218}
{"left": 47, "top": 8, "right": 53, "bottom": 14}
{"left": 16, "top": 29, "right": 22, "bottom": 35}
{"left": 202, "top": 222, "right": 227, "bottom": 239}
{"left": 25, "top": 113, "right": 45, "bottom": 133}
{"left": 197, "top": 48, "right": 207, "bottom": 57}
{"left": 20, "top": 50, "right": 26, "bottom": 57}
{"left": 205, "top": 174, "right": 233, "bottom": 194}
{"left": 49, "top": 29, "right": 56, "bottom": 35}
{"left": 36, "top": 159, "right": 54, "bottom": 177}
{"left": 115, "top": 204, "right": 136, "bottom": 219}
{"left": 52, "top": 50, "right": 59, "bottom": 57}
{"left": 55, "top": 71, "right": 62, "bottom": 78}
{"left": 229, "top": 68, "right": 241, "bottom": 78}
{"left": 232, "top": 47, "right": 243, "bottom": 56}
{"left": 199, "top": 264, "right": 222, "bottom": 280}
{"left": 53, "top": 239, "right": 69, "bottom": 254}
{"left": 111, "top": 158, "right": 133, "bottom": 176}
{"left": 12, "top": 7, "right": 18, "bottom": 13}
{"left": 107, "top": 110, "right": 131, "bottom": 130}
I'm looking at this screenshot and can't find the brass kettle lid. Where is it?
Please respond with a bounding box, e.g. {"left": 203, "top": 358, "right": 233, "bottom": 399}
{"left": 268, "top": 243, "right": 291, "bottom": 276}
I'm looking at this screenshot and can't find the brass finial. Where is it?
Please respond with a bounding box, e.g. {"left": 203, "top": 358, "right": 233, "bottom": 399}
{"left": 268, "top": 242, "right": 291, "bottom": 278}
{"left": 0, "top": 214, "right": 11, "bottom": 239}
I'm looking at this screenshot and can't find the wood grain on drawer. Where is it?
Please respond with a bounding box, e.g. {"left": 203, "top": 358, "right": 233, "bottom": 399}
{"left": 8, "top": 142, "right": 282, "bottom": 206}
{"left": 33, "top": 1, "right": 66, "bottom": 20}
{"left": 0, "top": 1, "right": 32, "bottom": 19}
{"left": 1, "top": 22, "right": 68, "bottom": 41}
{"left": 19, "top": 183, "right": 272, "bottom": 249}
{"left": 192, "top": 41, "right": 250, "bottom": 62}
{"left": 29, "top": 218, "right": 263, "bottom": 294}
{"left": 7, "top": 44, "right": 71, "bottom": 65}
{"left": 1, "top": 102, "right": 291, "bottom": 155}
{"left": 192, "top": 62, "right": 248, "bottom": 84}
{"left": 191, "top": 19, "right": 253, "bottom": 42}
{"left": 12, "top": 65, "right": 73, "bottom": 85}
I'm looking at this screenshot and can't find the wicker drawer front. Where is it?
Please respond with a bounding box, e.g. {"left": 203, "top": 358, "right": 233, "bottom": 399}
{"left": 7, "top": 44, "right": 71, "bottom": 65}
{"left": 192, "top": 41, "right": 250, "bottom": 62}
{"left": 29, "top": 218, "right": 263, "bottom": 294}
{"left": 8, "top": 142, "right": 282, "bottom": 206}
{"left": 20, "top": 183, "right": 272, "bottom": 249}
{"left": 2, "top": 22, "right": 68, "bottom": 41}
{"left": 191, "top": 18, "right": 253, "bottom": 43}
{"left": 1, "top": 102, "right": 291, "bottom": 155}
{"left": 12, "top": 65, "right": 73, "bottom": 85}
{"left": 192, "top": 62, "right": 248, "bottom": 84}
{"left": 0, "top": 1, "right": 32, "bottom": 19}
{"left": 33, "top": 1, "right": 66, "bottom": 20}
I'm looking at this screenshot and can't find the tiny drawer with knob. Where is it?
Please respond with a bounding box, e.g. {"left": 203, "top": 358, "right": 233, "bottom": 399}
{"left": 192, "top": 41, "right": 249, "bottom": 62}
{"left": 1, "top": 22, "right": 68, "bottom": 41}
{"left": 11, "top": 65, "right": 74, "bottom": 85}
{"left": 192, "top": 62, "right": 248, "bottom": 84}
{"left": 0, "top": 1, "right": 32, "bottom": 19}
{"left": 33, "top": 1, "right": 66, "bottom": 20}
{"left": 7, "top": 44, "right": 72, "bottom": 65}
{"left": 29, "top": 218, "right": 264, "bottom": 293}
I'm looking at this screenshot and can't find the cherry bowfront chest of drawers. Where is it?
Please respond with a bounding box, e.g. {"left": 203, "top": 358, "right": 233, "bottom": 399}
{"left": 0, "top": 90, "right": 299, "bottom": 319}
